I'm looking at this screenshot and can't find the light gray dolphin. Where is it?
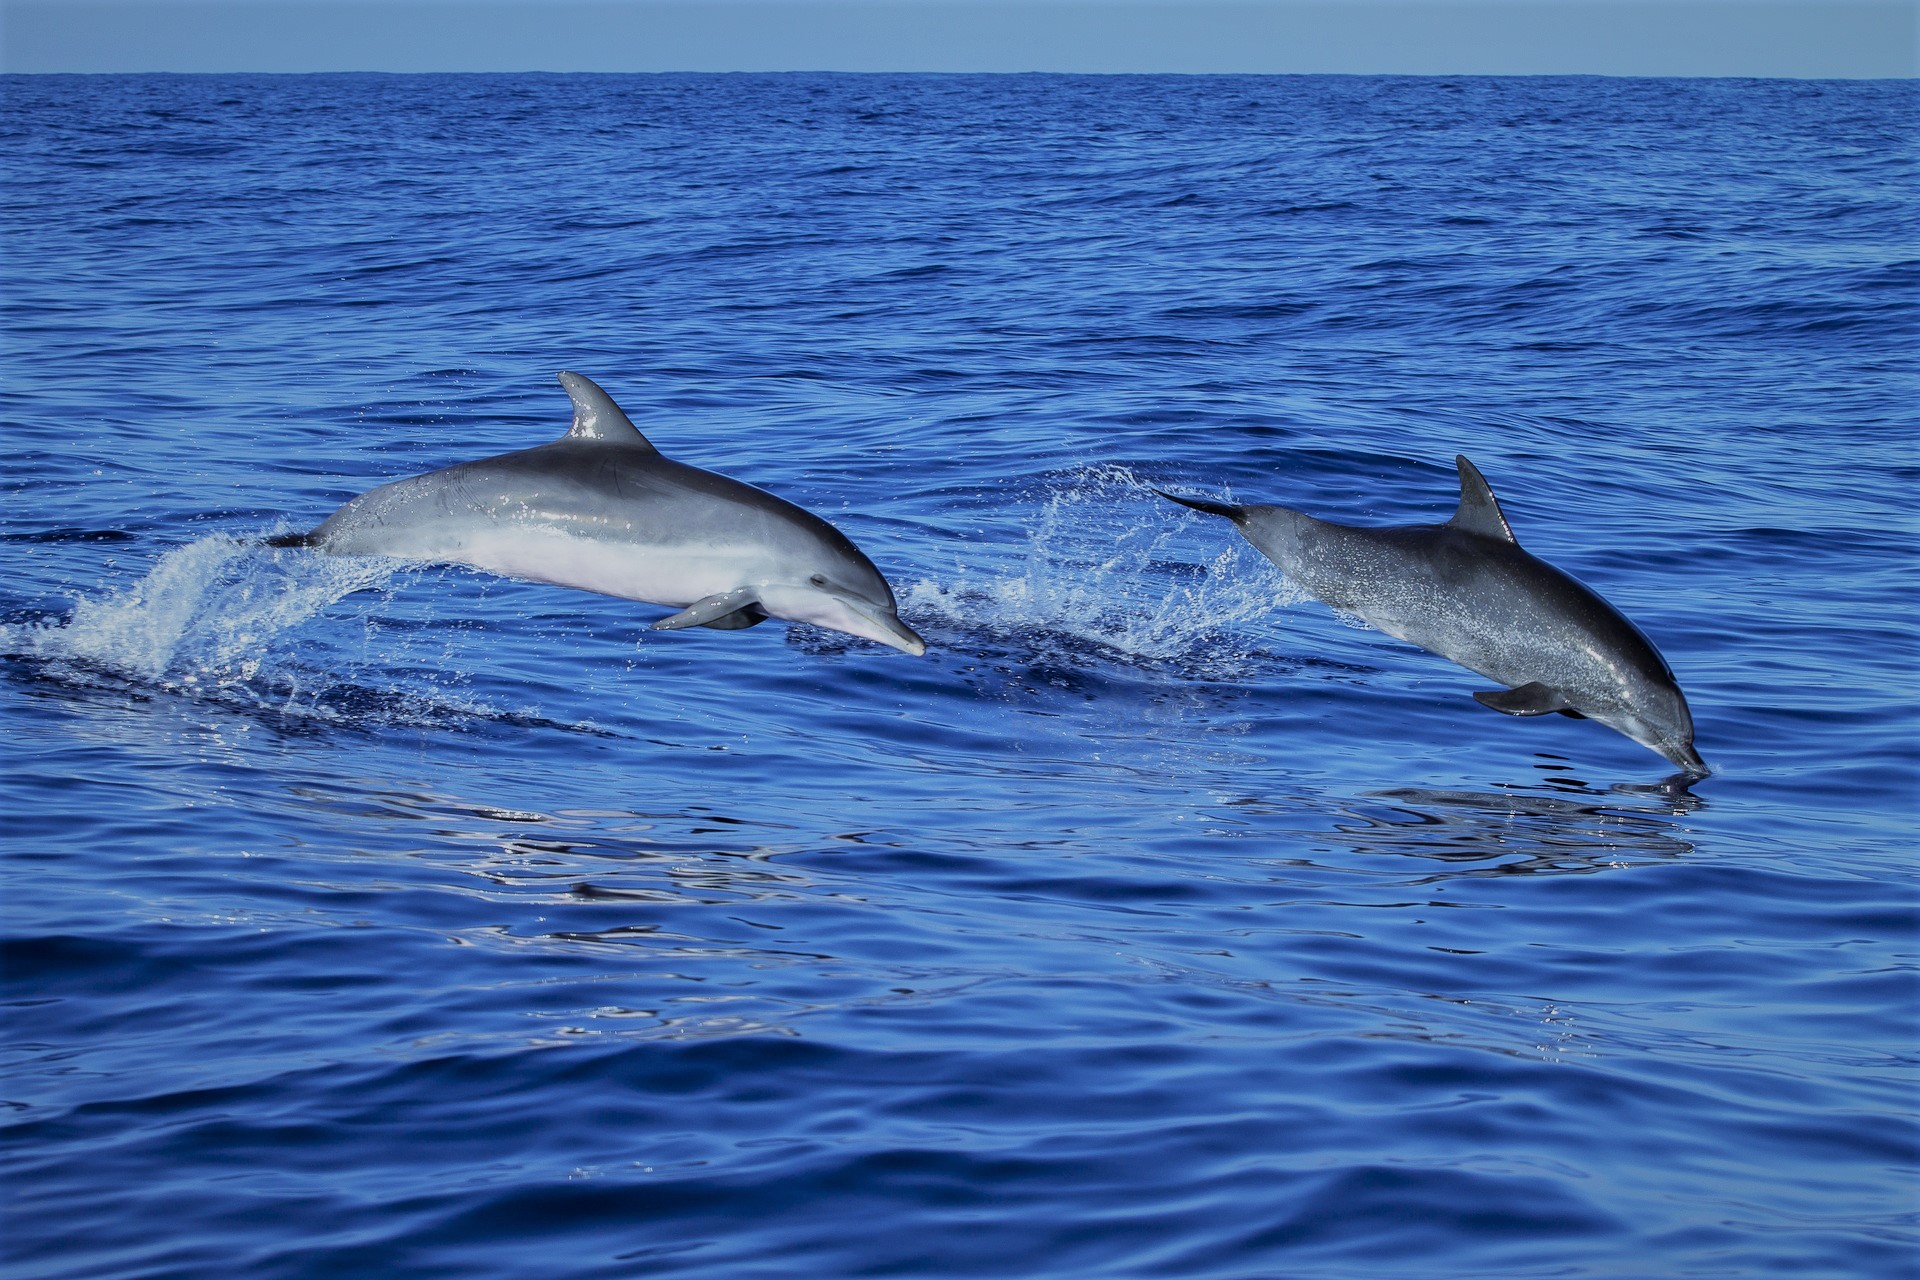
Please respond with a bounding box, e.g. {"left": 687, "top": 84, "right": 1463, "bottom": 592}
{"left": 1157, "top": 457, "right": 1705, "bottom": 774}
{"left": 270, "top": 372, "right": 926, "bottom": 655}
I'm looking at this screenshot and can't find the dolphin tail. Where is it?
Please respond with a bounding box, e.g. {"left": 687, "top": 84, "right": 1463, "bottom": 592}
{"left": 1153, "top": 488, "right": 1245, "bottom": 521}
{"left": 263, "top": 531, "right": 317, "bottom": 548}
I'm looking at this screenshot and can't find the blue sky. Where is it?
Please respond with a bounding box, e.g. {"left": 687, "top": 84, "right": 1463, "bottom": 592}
{"left": 2, "top": 0, "right": 1914, "bottom": 76}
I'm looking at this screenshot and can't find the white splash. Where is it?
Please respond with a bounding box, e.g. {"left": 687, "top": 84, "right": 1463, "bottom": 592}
{"left": 902, "top": 464, "right": 1304, "bottom": 676}
{"left": 7, "top": 538, "right": 627, "bottom": 733}
{"left": 6, "top": 535, "right": 403, "bottom": 703}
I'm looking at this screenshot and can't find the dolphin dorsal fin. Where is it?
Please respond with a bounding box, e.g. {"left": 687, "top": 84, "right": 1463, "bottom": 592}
{"left": 557, "top": 371, "right": 657, "bottom": 449}
{"left": 1448, "top": 455, "right": 1516, "bottom": 543}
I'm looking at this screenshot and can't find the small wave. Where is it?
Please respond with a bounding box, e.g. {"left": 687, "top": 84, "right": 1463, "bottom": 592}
{"left": 903, "top": 465, "right": 1302, "bottom": 681}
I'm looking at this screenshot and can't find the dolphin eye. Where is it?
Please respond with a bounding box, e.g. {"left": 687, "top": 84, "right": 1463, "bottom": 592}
{"left": 809, "top": 573, "right": 828, "bottom": 587}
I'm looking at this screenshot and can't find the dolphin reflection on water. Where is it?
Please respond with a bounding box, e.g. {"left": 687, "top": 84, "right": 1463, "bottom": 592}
{"left": 1158, "top": 457, "right": 1707, "bottom": 776}
{"left": 271, "top": 372, "right": 925, "bottom": 656}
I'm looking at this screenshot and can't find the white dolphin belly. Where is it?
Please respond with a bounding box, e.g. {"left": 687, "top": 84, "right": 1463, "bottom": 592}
{"left": 429, "top": 525, "right": 769, "bottom": 608}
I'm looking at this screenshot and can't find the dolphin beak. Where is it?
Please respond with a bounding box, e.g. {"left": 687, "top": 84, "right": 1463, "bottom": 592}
{"left": 868, "top": 610, "right": 928, "bottom": 656}
{"left": 1665, "top": 742, "right": 1709, "bottom": 777}
{"left": 844, "top": 597, "right": 926, "bottom": 656}
{"left": 756, "top": 582, "right": 928, "bottom": 656}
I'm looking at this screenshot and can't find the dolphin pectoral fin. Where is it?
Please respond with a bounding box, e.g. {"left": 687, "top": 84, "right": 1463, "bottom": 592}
{"left": 696, "top": 606, "right": 768, "bottom": 630}
{"left": 653, "top": 590, "right": 764, "bottom": 632}
{"left": 1473, "top": 682, "right": 1578, "bottom": 717}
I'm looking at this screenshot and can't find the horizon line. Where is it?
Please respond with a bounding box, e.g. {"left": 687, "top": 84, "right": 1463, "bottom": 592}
{"left": 5, "top": 67, "right": 1915, "bottom": 80}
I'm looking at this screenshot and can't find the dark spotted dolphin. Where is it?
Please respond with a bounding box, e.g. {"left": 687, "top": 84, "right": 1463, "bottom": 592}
{"left": 1158, "top": 457, "right": 1705, "bottom": 774}
{"left": 272, "top": 372, "right": 925, "bottom": 655}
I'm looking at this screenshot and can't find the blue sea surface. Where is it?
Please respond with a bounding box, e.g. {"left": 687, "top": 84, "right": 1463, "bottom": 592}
{"left": 2, "top": 72, "right": 1916, "bottom": 1279}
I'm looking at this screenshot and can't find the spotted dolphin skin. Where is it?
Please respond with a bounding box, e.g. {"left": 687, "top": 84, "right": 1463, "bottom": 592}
{"left": 272, "top": 372, "right": 926, "bottom": 656}
{"left": 1158, "top": 457, "right": 1705, "bottom": 775}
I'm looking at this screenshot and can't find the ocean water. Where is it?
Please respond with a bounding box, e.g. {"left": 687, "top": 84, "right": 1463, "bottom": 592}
{"left": 2, "top": 71, "right": 1916, "bottom": 1279}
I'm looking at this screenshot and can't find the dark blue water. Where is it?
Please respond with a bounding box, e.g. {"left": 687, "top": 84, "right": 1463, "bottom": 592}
{"left": 3, "top": 72, "right": 1916, "bottom": 1279}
